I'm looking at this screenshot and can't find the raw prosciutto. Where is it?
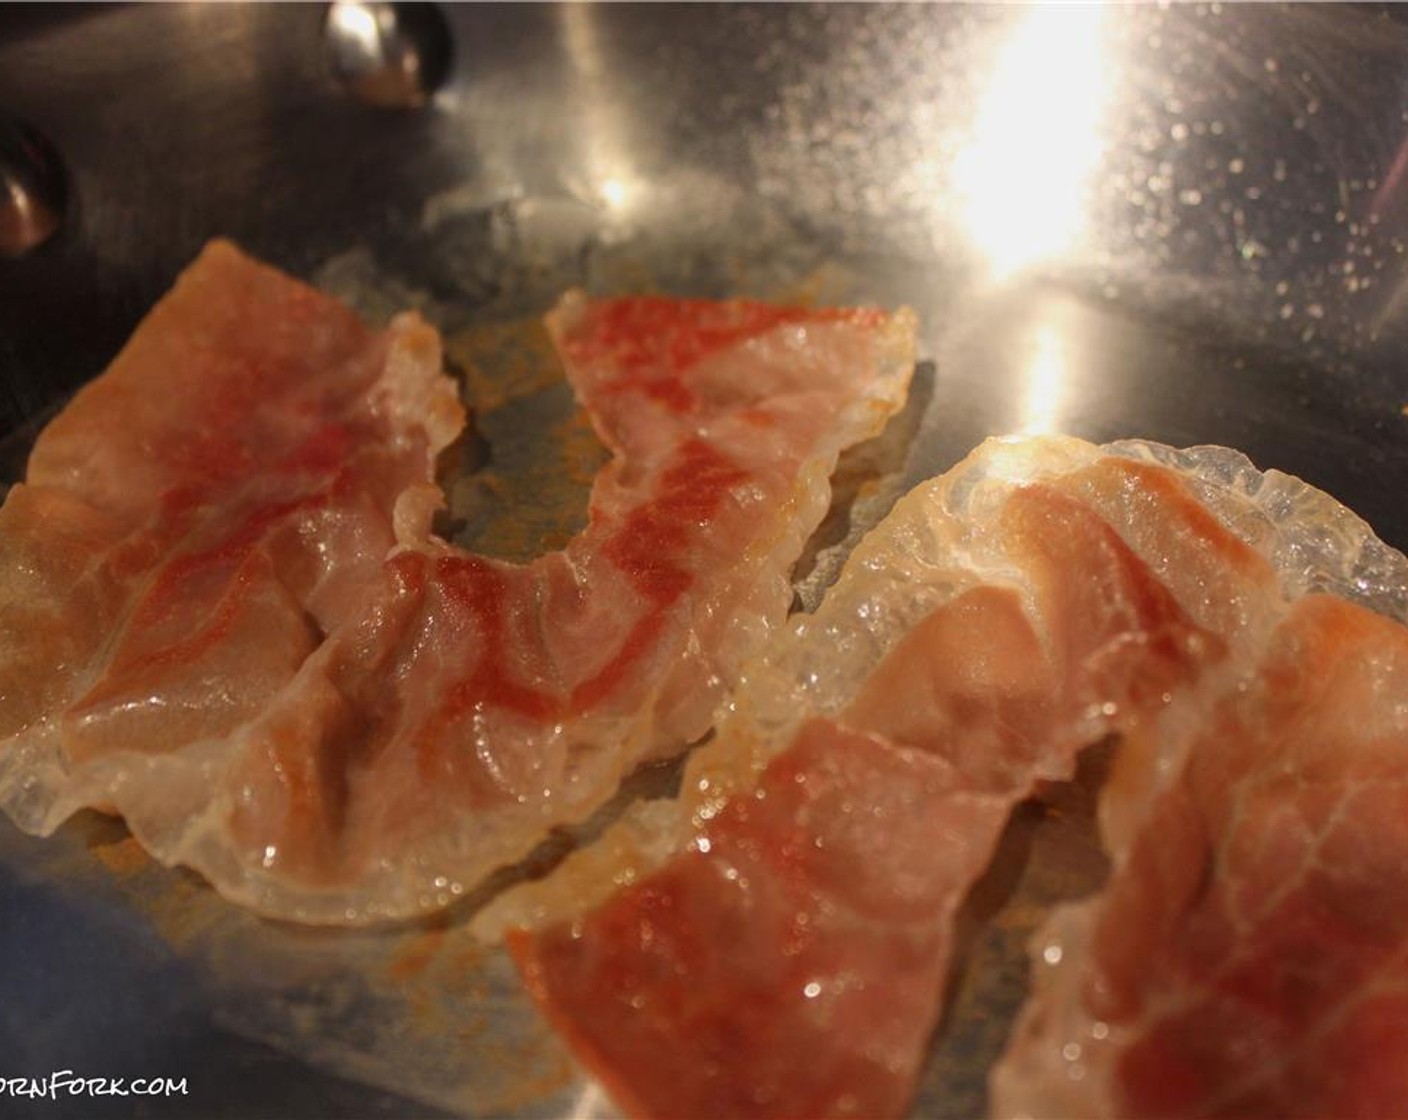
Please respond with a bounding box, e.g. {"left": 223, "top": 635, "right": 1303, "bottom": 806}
{"left": 492, "top": 435, "right": 1408, "bottom": 1120}
{"left": 0, "top": 242, "right": 917, "bottom": 923}
{"left": 991, "top": 505, "right": 1408, "bottom": 1109}
{"left": 0, "top": 239, "right": 461, "bottom": 849}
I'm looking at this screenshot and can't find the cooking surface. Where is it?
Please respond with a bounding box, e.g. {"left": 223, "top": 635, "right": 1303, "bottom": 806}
{"left": 3, "top": 4, "right": 1408, "bottom": 1117}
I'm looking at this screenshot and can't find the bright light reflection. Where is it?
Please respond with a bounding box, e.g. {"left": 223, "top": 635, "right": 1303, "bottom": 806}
{"left": 326, "top": 2, "right": 385, "bottom": 67}
{"left": 600, "top": 176, "right": 632, "bottom": 211}
{"left": 953, "top": 5, "right": 1113, "bottom": 279}
{"left": 1019, "top": 321, "right": 1069, "bottom": 436}
{"left": 569, "top": 1081, "right": 611, "bottom": 1120}
{"left": 561, "top": 5, "right": 640, "bottom": 216}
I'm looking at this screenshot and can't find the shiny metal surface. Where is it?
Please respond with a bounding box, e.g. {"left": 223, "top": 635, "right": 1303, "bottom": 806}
{"left": 0, "top": 114, "right": 65, "bottom": 257}
{"left": 2, "top": 3, "right": 1408, "bottom": 1117}
{"left": 324, "top": 1, "right": 452, "bottom": 109}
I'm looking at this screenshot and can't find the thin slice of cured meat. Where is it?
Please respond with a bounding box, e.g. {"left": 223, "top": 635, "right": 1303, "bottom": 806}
{"left": 991, "top": 497, "right": 1408, "bottom": 1111}
{"left": 0, "top": 245, "right": 918, "bottom": 923}
{"left": 223, "top": 293, "right": 916, "bottom": 922}
{"left": 0, "top": 239, "right": 461, "bottom": 841}
{"left": 489, "top": 435, "right": 1348, "bottom": 1119}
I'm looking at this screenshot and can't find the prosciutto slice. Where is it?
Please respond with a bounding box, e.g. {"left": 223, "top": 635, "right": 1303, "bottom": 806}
{"left": 0, "top": 239, "right": 461, "bottom": 842}
{"left": 494, "top": 435, "right": 1408, "bottom": 1119}
{"left": 991, "top": 530, "right": 1408, "bottom": 1108}
{"left": 0, "top": 243, "right": 917, "bottom": 923}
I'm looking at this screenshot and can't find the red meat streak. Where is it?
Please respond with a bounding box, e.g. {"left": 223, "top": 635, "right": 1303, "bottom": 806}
{"left": 76, "top": 422, "right": 362, "bottom": 699}
{"left": 570, "top": 298, "right": 887, "bottom": 412}
{"left": 423, "top": 438, "right": 751, "bottom": 753}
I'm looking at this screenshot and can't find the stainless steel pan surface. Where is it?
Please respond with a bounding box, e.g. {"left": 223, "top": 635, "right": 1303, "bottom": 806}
{"left": 2, "top": 5, "right": 1407, "bottom": 1117}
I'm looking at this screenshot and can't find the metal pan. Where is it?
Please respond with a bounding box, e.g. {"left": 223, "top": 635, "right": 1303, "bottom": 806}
{"left": 2, "top": 4, "right": 1407, "bottom": 1117}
